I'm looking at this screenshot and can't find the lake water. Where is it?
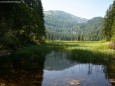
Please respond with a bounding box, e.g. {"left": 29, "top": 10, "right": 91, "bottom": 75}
{"left": 0, "top": 50, "right": 114, "bottom": 86}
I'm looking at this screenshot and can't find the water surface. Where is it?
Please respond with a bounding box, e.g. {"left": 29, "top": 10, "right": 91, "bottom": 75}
{"left": 0, "top": 50, "right": 114, "bottom": 86}
{"left": 42, "top": 51, "right": 115, "bottom": 86}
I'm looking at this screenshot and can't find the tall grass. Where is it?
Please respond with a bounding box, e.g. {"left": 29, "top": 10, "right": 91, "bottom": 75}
{"left": 15, "top": 41, "right": 115, "bottom": 59}
{"left": 68, "top": 49, "right": 112, "bottom": 64}
{"left": 47, "top": 41, "right": 115, "bottom": 58}
{"left": 15, "top": 44, "right": 51, "bottom": 58}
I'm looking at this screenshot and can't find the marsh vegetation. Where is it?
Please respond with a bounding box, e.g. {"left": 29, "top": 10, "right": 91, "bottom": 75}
{"left": 0, "top": 41, "right": 115, "bottom": 86}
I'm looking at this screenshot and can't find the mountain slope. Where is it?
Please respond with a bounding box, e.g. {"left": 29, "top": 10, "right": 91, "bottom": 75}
{"left": 44, "top": 10, "right": 88, "bottom": 34}
{"left": 83, "top": 17, "right": 103, "bottom": 40}
{"left": 44, "top": 10, "right": 88, "bottom": 23}
{"left": 44, "top": 10, "right": 103, "bottom": 41}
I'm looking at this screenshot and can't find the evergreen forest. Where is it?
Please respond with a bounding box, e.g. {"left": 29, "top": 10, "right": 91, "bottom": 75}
{"left": 0, "top": 0, "right": 45, "bottom": 50}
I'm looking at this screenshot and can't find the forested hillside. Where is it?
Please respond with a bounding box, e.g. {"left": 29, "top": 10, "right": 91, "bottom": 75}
{"left": 102, "top": 0, "right": 115, "bottom": 42}
{"left": 44, "top": 11, "right": 103, "bottom": 41}
{"left": 0, "top": 0, "right": 45, "bottom": 50}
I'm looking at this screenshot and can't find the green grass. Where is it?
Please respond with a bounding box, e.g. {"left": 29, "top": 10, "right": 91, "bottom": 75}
{"left": 47, "top": 41, "right": 115, "bottom": 57}
{"left": 15, "top": 44, "right": 51, "bottom": 58}
{"left": 68, "top": 49, "right": 111, "bottom": 65}
{"left": 47, "top": 41, "right": 108, "bottom": 50}
{"left": 15, "top": 41, "right": 115, "bottom": 59}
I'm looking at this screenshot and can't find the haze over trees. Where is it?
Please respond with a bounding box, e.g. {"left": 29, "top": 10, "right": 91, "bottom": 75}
{"left": 0, "top": 0, "right": 45, "bottom": 50}
{"left": 44, "top": 11, "right": 103, "bottom": 41}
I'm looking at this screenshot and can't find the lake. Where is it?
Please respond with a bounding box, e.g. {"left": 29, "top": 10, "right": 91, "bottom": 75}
{"left": 0, "top": 50, "right": 114, "bottom": 86}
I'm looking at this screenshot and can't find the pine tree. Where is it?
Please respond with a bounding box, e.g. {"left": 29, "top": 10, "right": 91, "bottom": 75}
{"left": 102, "top": 1, "right": 115, "bottom": 41}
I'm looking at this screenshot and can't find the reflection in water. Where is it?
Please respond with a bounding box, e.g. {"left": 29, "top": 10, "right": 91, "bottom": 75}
{"left": 107, "top": 59, "right": 115, "bottom": 86}
{"left": 0, "top": 50, "right": 114, "bottom": 86}
{"left": 0, "top": 54, "right": 45, "bottom": 86}
{"left": 44, "top": 51, "right": 77, "bottom": 70}
{"left": 42, "top": 51, "right": 115, "bottom": 86}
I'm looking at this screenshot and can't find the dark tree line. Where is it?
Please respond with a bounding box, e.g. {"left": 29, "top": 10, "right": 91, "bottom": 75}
{"left": 102, "top": 0, "right": 115, "bottom": 42}
{"left": 0, "top": 0, "right": 45, "bottom": 50}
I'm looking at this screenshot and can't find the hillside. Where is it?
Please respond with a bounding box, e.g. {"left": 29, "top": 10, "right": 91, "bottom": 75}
{"left": 44, "top": 10, "right": 88, "bottom": 24}
{"left": 81, "top": 17, "right": 103, "bottom": 40}
{"left": 44, "top": 10, "right": 103, "bottom": 41}
{"left": 44, "top": 10, "right": 88, "bottom": 33}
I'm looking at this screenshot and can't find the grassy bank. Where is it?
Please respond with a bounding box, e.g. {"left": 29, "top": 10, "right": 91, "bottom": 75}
{"left": 47, "top": 41, "right": 115, "bottom": 57}
{"left": 15, "top": 41, "right": 115, "bottom": 59}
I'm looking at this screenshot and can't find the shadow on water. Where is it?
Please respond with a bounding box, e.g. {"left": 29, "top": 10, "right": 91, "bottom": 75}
{"left": 0, "top": 50, "right": 47, "bottom": 86}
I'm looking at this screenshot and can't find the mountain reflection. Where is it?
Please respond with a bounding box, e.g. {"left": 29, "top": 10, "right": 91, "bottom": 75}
{"left": 44, "top": 51, "right": 77, "bottom": 70}
{"left": 0, "top": 50, "right": 114, "bottom": 86}
{"left": 44, "top": 51, "right": 115, "bottom": 86}
{"left": 44, "top": 50, "right": 109, "bottom": 71}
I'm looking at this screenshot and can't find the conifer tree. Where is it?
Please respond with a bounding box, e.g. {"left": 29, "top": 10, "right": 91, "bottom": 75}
{"left": 102, "top": 1, "right": 115, "bottom": 41}
{"left": 0, "top": 0, "right": 45, "bottom": 49}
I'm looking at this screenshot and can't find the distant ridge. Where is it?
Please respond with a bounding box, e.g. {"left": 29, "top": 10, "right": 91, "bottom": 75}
{"left": 44, "top": 10, "right": 88, "bottom": 23}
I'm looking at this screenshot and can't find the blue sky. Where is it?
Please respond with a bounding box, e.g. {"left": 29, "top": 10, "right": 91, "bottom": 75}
{"left": 42, "top": 0, "right": 113, "bottom": 19}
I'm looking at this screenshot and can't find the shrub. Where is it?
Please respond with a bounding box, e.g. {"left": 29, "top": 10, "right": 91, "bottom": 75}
{"left": 108, "top": 42, "right": 115, "bottom": 50}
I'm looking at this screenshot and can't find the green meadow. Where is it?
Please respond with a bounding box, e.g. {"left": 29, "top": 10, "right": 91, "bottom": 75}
{"left": 16, "top": 41, "right": 115, "bottom": 59}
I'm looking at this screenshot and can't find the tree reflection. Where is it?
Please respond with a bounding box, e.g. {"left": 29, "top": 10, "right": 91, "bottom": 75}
{"left": 67, "top": 49, "right": 115, "bottom": 86}
{"left": 0, "top": 54, "right": 45, "bottom": 86}
{"left": 107, "top": 59, "right": 115, "bottom": 86}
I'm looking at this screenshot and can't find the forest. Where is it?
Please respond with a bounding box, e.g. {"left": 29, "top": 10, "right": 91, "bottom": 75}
{"left": 0, "top": 0, "right": 45, "bottom": 51}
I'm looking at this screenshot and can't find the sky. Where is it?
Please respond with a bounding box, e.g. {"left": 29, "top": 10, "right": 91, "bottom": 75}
{"left": 42, "top": 0, "right": 113, "bottom": 19}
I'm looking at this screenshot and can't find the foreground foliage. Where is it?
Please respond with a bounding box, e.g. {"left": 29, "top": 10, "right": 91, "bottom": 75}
{"left": 0, "top": 0, "right": 45, "bottom": 50}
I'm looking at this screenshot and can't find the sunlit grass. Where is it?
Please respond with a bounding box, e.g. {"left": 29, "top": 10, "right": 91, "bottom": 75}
{"left": 47, "top": 41, "right": 115, "bottom": 57}
{"left": 15, "top": 41, "right": 115, "bottom": 58}
{"left": 47, "top": 41, "right": 109, "bottom": 50}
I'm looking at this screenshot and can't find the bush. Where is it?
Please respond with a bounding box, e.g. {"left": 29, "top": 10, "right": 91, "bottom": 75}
{"left": 2, "top": 31, "right": 20, "bottom": 50}
{"left": 108, "top": 42, "right": 115, "bottom": 50}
